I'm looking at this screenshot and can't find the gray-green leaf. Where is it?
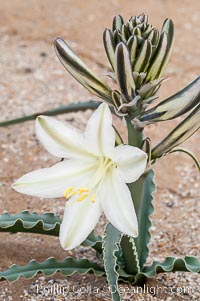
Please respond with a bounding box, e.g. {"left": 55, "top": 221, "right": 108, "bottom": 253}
{"left": 134, "top": 256, "right": 200, "bottom": 284}
{"left": 103, "top": 223, "right": 122, "bottom": 301}
{"left": 0, "top": 100, "right": 101, "bottom": 127}
{"left": 129, "top": 170, "right": 155, "bottom": 269}
{"left": 0, "top": 257, "right": 104, "bottom": 282}
{"left": 0, "top": 211, "right": 102, "bottom": 253}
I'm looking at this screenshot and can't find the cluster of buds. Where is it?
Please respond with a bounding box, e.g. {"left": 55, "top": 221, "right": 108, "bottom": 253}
{"left": 103, "top": 14, "right": 174, "bottom": 115}
{"left": 54, "top": 14, "right": 199, "bottom": 159}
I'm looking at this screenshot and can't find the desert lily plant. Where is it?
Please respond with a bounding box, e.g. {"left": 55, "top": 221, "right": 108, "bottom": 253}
{"left": 0, "top": 14, "right": 199, "bottom": 301}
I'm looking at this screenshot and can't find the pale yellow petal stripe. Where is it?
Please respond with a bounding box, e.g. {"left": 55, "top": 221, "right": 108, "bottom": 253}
{"left": 36, "top": 115, "right": 92, "bottom": 160}
{"left": 99, "top": 168, "right": 138, "bottom": 238}
{"left": 60, "top": 198, "right": 101, "bottom": 250}
{"left": 85, "top": 103, "right": 115, "bottom": 157}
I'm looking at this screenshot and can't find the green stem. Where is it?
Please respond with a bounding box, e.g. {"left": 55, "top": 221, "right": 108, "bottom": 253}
{"left": 126, "top": 117, "right": 143, "bottom": 147}
{"left": 128, "top": 173, "right": 149, "bottom": 266}
{"left": 120, "top": 117, "right": 144, "bottom": 275}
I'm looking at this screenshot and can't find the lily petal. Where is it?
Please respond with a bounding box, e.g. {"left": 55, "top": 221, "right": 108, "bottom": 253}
{"left": 36, "top": 115, "right": 92, "bottom": 160}
{"left": 99, "top": 168, "right": 138, "bottom": 237}
{"left": 112, "top": 144, "right": 147, "bottom": 183}
{"left": 12, "top": 159, "right": 97, "bottom": 198}
{"left": 85, "top": 103, "right": 115, "bottom": 157}
{"left": 59, "top": 198, "right": 101, "bottom": 250}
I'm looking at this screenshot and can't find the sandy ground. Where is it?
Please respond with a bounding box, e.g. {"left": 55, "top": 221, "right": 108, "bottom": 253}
{"left": 0, "top": 0, "right": 199, "bottom": 300}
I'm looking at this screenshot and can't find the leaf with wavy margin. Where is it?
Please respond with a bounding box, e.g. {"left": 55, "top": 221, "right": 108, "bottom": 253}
{"left": 0, "top": 211, "right": 102, "bottom": 253}
{"left": 0, "top": 257, "right": 105, "bottom": 282}
{"left": 134, "top": 256, "right": 200, "bottom": 285}
{"left": 128, "top": 170, "right": 155, "bottom": 269}
{"left": 103, "top": 223, "right": 122, "bottom": 301}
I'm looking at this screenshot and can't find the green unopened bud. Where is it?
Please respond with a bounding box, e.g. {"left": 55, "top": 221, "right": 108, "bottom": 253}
{"left": 134, "top": 39, "right": 152, "bottom": 73}
{"left": 54, "top": 38, "right": 112, "bottom": 102}
{"left": 103, "top": 14, "right": 174, "bottom": 115}
{"left": 146, "top": 19, "right": 174, "bottom": 82}
{"left": 115, "top": 43, "right": 135, "bottom": 102}
{"left": 151, "top": 103, "right": 200, "bottom": 158}
{"left": 103, "top": 29, "right": 115, "bottom": 70}
{"left": 54, "top": 15, "right": 175, "bottom": 118}
{"left": 140, "top": 76, "right": 200, "bottom": 123}
{"left": 112, "top": 15, "right": 124, "bottom": 31}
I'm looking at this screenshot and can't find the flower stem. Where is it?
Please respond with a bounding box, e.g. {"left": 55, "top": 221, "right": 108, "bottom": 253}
{"left": 126, "top": 117, "right": 143, "bottom": 148}
{"left": 120, "top": 117, "right": 144, "bottom": 274}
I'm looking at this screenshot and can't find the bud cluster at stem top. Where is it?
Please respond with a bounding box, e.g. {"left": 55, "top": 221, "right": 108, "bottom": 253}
{"left": 54, "top": 14, "right": 199, "bottom": 158}
{"left": 103, "top": 13, "right": 174, "bottom": 117}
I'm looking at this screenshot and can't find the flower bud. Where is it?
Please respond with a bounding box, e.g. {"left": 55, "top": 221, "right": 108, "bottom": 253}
{"left": 103, "top": 14, "right": 174, "bottom": 114}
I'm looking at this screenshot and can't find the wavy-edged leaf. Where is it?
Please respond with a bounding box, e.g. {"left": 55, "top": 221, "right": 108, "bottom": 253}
{"left": 128, "top": 170, "right": 155, "bottom": 269}
{"left": 0, "top": 211, "right": 61, "bottom": 235}
{"left": 0, "top": 100, "right": 101, "bottom": 127}
{"left": 134, "top": 256, "right": 200, "bottom": 285}
{"left": 54, "top": 38, "right": 112, "bottom": 102}
{"left": 142, "top": 256, "right": 200, "bottom": 276}
{"left": 140, "top": 76, "right": 200, "bottom": 122}
{"left": 115, "top": 43, "right": 135, "bottom": 101}
{"left": 152, "top": 103, "right": 200, "bottom": 158}
{"left": 0, "top": 211, "right": 102, "bottom": 253}
{"left": 119, "top": 256, "right": 200, "bottom": 285}
{"left": 103, "top": 223, "right": 122, "bottom": 301}
{"left": 0, "top": 257, "right": 105, "bottom": 282}
{"left": 120, "top": 236, "right": 140, "bottom": 276}
{"left": 103, "top": 29, "right": 116, "bottom": 70}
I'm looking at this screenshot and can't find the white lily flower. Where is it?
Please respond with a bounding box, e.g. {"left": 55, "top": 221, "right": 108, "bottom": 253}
{"left": 12, "top": 103, "right": 147, "bottom": 250}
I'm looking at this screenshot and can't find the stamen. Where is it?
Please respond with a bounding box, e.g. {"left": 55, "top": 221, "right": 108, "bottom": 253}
{"left": 64, "top": 187, "right": 73, "bottom": 197}
{"left": 64, "top": 186, "right": 77, "bottom": 199}
{"left": 66, "top": 190, "right": 77, "bottom": 198}
{"left": 90, "top": 194, "right": 95, "bottom": 203}
{"left": 63, "top": 186, "right": 91, "bottom": 202}
{"left": 77, "top": 193, "right": 88, "bottom": 202}
{"left": 78, "top": 188, "right": 89, "bottom": 194}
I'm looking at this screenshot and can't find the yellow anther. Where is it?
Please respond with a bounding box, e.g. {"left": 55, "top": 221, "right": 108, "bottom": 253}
{"left": 64, "top": 187, "right": 77, "bottom": 199}
{"left": 64, "top": 186, "right": 91, "bottom": 202}
{"left": 90, "top": 194, "right": 95, "bottom": 203}
{"left": 78, "top": 188, "right": 89, "bottom": 194}
{"left": 66, "top": 190, "right": 77, "bottom": 199}
{"left": 64, "top": 187, "right": 73, "bottom": 197}
{"left": 77, "top": 193, "right": 88, "bottom": 202}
